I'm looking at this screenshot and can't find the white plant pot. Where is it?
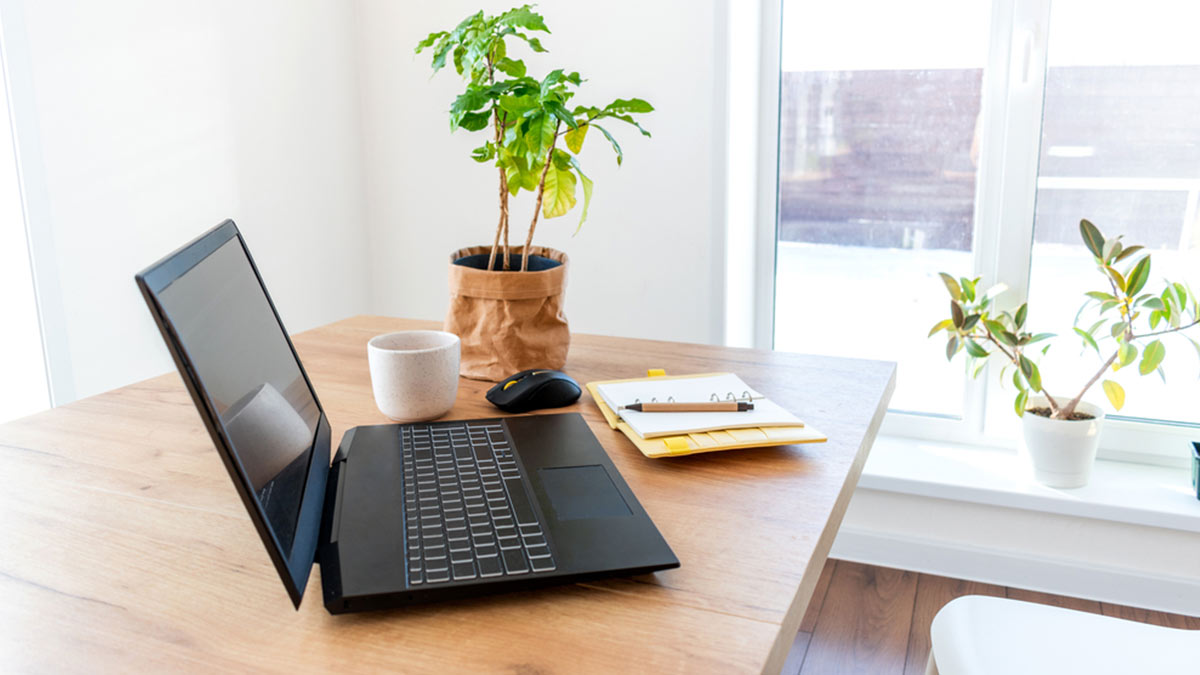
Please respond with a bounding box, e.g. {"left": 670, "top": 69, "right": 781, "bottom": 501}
{"left": 1021, "top": 395, "right": 1105, "bottom": 488}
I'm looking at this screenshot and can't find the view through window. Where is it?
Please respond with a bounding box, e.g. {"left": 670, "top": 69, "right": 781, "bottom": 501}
{"left": 773, "top": 0, "right": 990, "bottom": 415}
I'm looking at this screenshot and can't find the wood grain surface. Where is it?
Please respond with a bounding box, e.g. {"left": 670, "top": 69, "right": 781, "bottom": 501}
{"left": 783, "top": 559, "right": 1200, "bottom": 674}
{"left": 0, "top": 315, "right": 895, "bottom": 673}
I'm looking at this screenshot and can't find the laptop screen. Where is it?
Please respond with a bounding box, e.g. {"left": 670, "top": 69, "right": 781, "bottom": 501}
{"left": 154, "top": 236, "right": 319, "bottom": 557}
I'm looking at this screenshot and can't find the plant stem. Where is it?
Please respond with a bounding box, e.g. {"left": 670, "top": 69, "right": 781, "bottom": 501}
{"left": 521, "top": 122, "right": 560, "bottom": 272}
{"left": 1060, "top": 348, "right": 1120, "bottom": 419}
{"left": 1132, "top": 318, "right": 1200, "bottom": 340}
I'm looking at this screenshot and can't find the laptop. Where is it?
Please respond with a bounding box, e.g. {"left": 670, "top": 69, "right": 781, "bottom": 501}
{"left": 135, "top": 220, "right": 679, "bottom": 614}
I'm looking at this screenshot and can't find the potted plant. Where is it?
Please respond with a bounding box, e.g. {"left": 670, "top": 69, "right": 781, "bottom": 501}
{"left": 415, "top": 5, "right": 652, "bottom": 380}
{"left": 930, "top": 219, "right": 1200, "bottom": 487}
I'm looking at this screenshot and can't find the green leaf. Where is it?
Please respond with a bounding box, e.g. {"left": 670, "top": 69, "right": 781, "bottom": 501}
{"left": 564, "top": 123, "right": 588, "bottom": 153}
{"left": 415, "top": 30, "right": 448, "bottom": 53}
{"left": 1141, "top": 297, "right": 1165, "bottom": 311}
{"left": 946, "top": 336, "right": 959, "bottom": 361}
{"left": 458, "top": 111, "right": 491, "bottom": 131}
{"left": 591, "top": 123, "right": 623, "bottom": 165}
{"left": 928, "top": 319, "right": 954, "bottom": 337}
{"left": 961, "top": 314, "right": 981, "bottom": 331}
{"left": 1085, "top": 291, "right": 1115, "bottom": 302}
{"left": 1111, "top": 321, "right": 1127, "bottom": 339}
{"left": 470, "top": 143, "right": 495, "bottom": 162}
{"left": 961, "top": 277, "right": 977, "bottom": 303}
{"left": 1014, "top": 303, "right": 1028, "bottom": 329}
{"left": 1074, "top": 327, "right": 1100, "bottom": 354}
{"left": 1149, "top": 310, "right": 1162, "bottom": 330}
{"left": 939, "top": 273, "right": 963, "bottom": 301}
{"left": 1113, "top": 245, "right": 1143, "bottom": 263}
{"left": 1105, "top": 266, "right": 1127, "bottom": 292}
{"left": 544, "top": 100, "right": 579, "bottom": 130}
{"left": 494, "top": 57, "right": 526, "bottom": 77}
{"left": 1014, "top": 390, "right": 1029, "bottom": 417}
{"left": 1019, "top": 354, "right": 1041, "bottom": 391}
{"left": 984, "top": 319, "right": 1007, "bottom": 338}
{"left": 1013, "top": 368, "right": 1026, "bottom": 392}
{"left": 524, "top": 113, "right": 557, "bottom": 157}
{"left": 497, "top": 5, "right": 550, "bottom": 32}
{"left": 1102, "top": 238, "right": 1121, "bottom": 263}
{"left": 541, "top": 164, "right": 577, "bottom": 218}
{"left": 950, "top": 301, "right": 965, "bottom": 329}
{"left": 1102, "top": 380, "right": 1125, "bottom": 410}
{"left": 1139, "top": 339, "right": 1166, "bottom": 375}
{"left": 965, "top": 339, "right": 989, "bottom": 358}
{"left": 567, "top": 156, "right": 592, "bottom": 232}
{"left": 1079, "top": 219, "right": 1105, "bottom": 258}
{"left": 1118, "top": 342, "right": 1137, "bottom": 367}
{"left": 603, "top": 97, "right": 655, "bottom": 114}
{"left": 1125, "top": 256, "right": 1151, "bottom": 296}
{"left": 1026, "top": 332, "right": 1054, "bottom": 344}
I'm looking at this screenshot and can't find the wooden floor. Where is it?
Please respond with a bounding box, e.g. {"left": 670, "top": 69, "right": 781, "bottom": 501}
{"left": 783, "top": 559, "right": 1200, "bottom": 675}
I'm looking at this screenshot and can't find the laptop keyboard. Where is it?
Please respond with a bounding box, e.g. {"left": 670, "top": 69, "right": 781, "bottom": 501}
{"left": 401, "top": 421, "right": 556, "bottom": 586}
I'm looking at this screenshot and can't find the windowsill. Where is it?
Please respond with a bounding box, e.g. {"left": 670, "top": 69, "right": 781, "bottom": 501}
{"left": 861, "top": 435, "right": 1200, "bottom": 534}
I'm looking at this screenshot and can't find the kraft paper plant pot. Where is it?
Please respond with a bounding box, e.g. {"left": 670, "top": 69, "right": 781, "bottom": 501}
{"left": 444, "top": 245, "right": 569, "bottom": 381}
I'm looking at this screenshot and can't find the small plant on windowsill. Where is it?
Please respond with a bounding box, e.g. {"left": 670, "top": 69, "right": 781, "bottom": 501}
{"left": 929, "top": 219, "right": 1200, "bottom": 488}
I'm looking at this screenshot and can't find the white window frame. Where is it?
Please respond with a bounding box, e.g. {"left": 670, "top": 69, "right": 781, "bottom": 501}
{"left": 735, "top": 0, "right": 1198, "bottom": 468}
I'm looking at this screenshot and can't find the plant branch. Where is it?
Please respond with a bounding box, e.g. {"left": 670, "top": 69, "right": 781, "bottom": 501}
{"left": 1060, "top": 348, "right": 1120, "bottom": 418}
{"left": 1132, "top": 318, "right": 1200, "bottom": 340}
{"left": 521, "top": 122, "right": 561, "bottom": 272}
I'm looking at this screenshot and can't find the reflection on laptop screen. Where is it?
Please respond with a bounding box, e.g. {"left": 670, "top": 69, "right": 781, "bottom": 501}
{"left": 155, "top": 238, "right": 318, "bottom": 555}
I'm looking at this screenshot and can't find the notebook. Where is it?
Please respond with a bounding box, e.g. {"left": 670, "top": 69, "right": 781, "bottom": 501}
{"left": 594, "top": 373, "right": 805, "bottom": 439}
{"left": 586, "top": 371, "right": 827, "bottom": 459}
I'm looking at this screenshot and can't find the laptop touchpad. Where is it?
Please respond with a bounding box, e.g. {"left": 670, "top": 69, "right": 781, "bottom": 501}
{"left": 539, "top": 465, "right": 632, "bottom": 520}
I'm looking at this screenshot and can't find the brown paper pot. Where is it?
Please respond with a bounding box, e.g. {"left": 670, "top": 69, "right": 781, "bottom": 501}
{"left": 445, "top": 245, "right": 569, "bottom": 381}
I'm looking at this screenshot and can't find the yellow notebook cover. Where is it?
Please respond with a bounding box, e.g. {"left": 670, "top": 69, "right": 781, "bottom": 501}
{"left": 585, "top": 371, "right": 826, "bottom": 458}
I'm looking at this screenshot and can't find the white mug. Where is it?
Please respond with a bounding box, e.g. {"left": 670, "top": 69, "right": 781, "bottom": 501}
{"left": 367, "top": 330, "right": 460, "bottom": 422}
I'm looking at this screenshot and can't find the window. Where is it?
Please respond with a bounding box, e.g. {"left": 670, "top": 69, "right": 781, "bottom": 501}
{"left": 767, "top": 0, "right": 1200, "bottom": 462}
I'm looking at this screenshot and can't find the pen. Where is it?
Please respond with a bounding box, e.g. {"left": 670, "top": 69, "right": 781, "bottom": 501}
{"left": 623, "top": 401, "right": 754, "bottom": 412}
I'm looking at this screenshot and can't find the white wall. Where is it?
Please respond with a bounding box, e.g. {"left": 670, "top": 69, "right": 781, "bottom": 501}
{"left": 1, "top": 0, "right": 370, "bottom": 402}
{"left": 355, "top": 0, "right": 726, "bottom": 345}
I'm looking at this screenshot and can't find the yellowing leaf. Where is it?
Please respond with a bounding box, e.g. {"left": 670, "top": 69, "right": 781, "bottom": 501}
{"left": 564, "top": 124, "right": 588, "bottom": 153}
{"left": 1102, "top": 379, "right": 1125, "bottom": 410}
{"left": 541, "top": 166, "right": 577, "bottom": 219}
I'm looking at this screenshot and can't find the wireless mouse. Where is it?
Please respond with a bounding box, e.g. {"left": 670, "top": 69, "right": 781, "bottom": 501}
{"left": 486, "top": 369, "right": 582, "bottom": 413}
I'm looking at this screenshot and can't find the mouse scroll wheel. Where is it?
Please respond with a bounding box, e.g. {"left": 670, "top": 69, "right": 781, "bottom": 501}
{"left": 503, "top": 380, "right": 518, "bottom": 391}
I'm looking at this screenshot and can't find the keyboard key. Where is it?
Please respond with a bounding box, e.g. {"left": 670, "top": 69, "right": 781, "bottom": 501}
{"left": 426, "top": 568, "right": 450, "bottom": 583}
{"left": 502, "top": 548, "right": 528, "bottom": 574}
{"left": 409, "top": 570, "right": 424, "bottom": 585}
{"left": 475, "top": 544, "right": 498, "bottom": 558}
{"left": 450, "top": 550, "right": 473, "bottom": 564}
{"left": 498, "top": 536, "right": 521, "bottom": 551}
{"left": 451, "top": 562, "right": 476, "bottom": 580}
{"left": 478, "top": 556, "right": 503, "bottom": 577}
{"left": 529, "top": 557, "right": 556, "bottom": 573}
{"left": 522, "top": 533, "right": 547, "bottom": 548}
{"left": 525, "top": 544, "right": 552, "bottom": 559}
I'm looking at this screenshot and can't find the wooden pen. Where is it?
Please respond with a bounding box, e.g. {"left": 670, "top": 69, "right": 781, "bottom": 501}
{"left": 623, "top": 401, "right": 754, "bottom": 412}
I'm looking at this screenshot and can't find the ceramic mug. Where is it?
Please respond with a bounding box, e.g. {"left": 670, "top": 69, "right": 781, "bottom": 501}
{"left": 367, "top": 330, "right": 460, "bottom": 422}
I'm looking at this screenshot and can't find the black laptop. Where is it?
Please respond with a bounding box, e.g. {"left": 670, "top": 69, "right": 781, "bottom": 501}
{"left": 135, "top": 220, "right": 678, "bottom": 614}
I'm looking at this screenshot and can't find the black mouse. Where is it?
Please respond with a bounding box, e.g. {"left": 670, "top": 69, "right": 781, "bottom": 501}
{"left": 486, "top": 369, "right": 582, "bottom": 413}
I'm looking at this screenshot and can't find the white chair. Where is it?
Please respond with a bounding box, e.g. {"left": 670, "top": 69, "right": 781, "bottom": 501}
{"left": 927, "top": 595, "right": 1199, "bottom": 675}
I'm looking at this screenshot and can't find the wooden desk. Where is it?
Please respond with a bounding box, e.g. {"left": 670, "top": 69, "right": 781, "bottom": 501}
{"left": 0, "top": 316, "right": 894, "bottom": 673}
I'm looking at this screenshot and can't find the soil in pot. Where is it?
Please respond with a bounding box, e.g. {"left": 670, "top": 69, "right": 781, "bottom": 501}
{"left": 453, "top": 252, "right": 561, "bottom": 272}
{"left": 1026, "top": 406, "right": 1095, "bottom": 421}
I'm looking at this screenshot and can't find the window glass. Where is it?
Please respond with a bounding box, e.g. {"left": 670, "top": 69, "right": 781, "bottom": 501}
{"left": 774, "top": 0, "right": 991, "bottom": 415}
{"left": 1026, "top": 0, "right": 1200, "bottom": 425}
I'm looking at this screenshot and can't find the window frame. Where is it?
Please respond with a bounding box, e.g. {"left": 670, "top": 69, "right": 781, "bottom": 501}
{"left": 744, "top": 0, "right": 1197, "bottom": 468}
